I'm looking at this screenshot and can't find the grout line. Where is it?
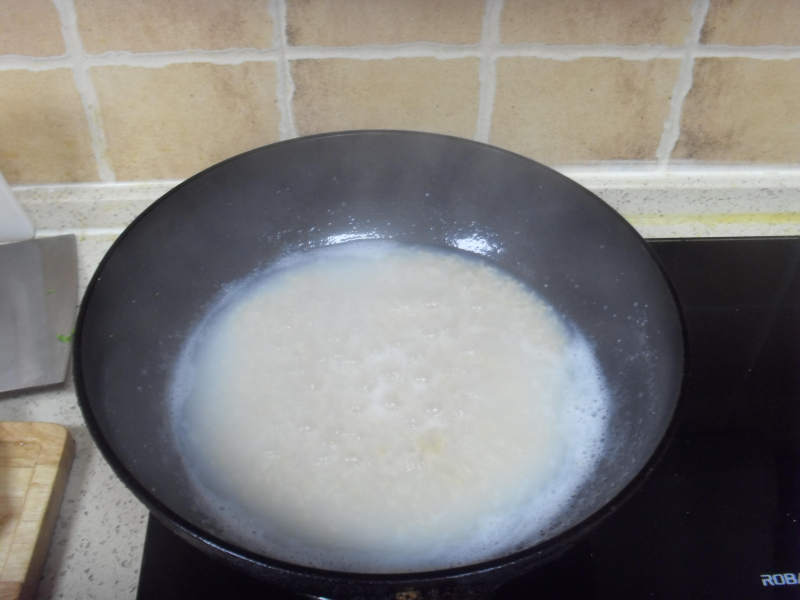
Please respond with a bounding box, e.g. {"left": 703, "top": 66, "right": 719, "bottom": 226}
{"left": 5, "top": 41, "right": 800, "bottom": 72}
{"left": 492, "top": 44, "right": 684, "bottom": 60}
{"left": 271, "top": 0, "right": 297, "bottom": 139}
{"left": 285, "top": 44, "right": 481, "bottom": 60}
{"left": 0, "top": 54, "right": 71, "bottom": 70}
{"left": 695, "top": 45, "right": 800, "bottom": 59}
{"left": 83, "top": 48, "right": 279, "bottom": 68}
{"left": 475, "top": 0, "right": 503, "bottom": 143}
{"left": 654, "top": 0, "right": 710, "bottom": 169}
{"left": 52, "top": 0, "right": 115, "bottom": 182}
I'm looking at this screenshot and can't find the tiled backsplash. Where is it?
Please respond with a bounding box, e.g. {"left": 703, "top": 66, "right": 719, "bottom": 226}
{"left": 1, "top": 0, "right": 799, "bottom": 184}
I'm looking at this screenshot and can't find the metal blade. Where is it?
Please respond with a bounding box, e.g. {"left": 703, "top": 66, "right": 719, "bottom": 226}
{"left": 0, "top": 235, "right": 78, "bottom": 392}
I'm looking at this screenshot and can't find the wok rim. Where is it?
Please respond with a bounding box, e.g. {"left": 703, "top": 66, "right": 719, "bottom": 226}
{"left": 73, "top": 129, "right": 688, "bottom": 588}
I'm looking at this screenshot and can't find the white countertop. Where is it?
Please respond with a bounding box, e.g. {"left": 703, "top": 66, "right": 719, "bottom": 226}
{"left": 2, "top": 176, "right": 799, "bottom": 599}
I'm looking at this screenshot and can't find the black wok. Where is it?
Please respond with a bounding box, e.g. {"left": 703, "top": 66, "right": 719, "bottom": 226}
{"left": 74, "top": 130, "right": 684, "bottom": 598}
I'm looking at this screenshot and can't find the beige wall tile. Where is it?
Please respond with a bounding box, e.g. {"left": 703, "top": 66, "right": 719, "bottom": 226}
{"left": 702, "top": 0, "right": 800, "bottom": 45}
{"left": 501, "top": 0, "right": 693, "bottom": 45}
{"left": 286, "top": 0, "right": 484, "bottom": 46}
{"left": 92, "top": 63, "right": 279, "bottom": 180}
{"left": 491, "top": 58, "right": 680, "bottom": 163}
{"left": 674, "top": 58, "right": 800, "bottom": 162}
{"left": 0, "top": 0, "right": 65, "bottom": 56}
{"left": 0, "top": 70, "right": 97, "bottom": 183}
{"left": 292, "top": 58, "right": 479, "bottom": 137}
{"left": 75, "top": 0, "right": 272, "bottom": 53}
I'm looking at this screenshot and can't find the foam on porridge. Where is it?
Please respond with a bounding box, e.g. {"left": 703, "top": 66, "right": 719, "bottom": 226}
{"left": 170, "top": 241, "right": 609, "bottom": 573}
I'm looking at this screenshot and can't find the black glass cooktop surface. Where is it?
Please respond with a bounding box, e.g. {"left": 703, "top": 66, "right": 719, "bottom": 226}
{"left": 137, "top": 237, "right": 800, "bottom": 599}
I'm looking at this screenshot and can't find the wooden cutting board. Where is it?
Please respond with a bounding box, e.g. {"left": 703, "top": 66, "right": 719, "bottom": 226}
{"left": 0, "top": 423, "right": 74, "bottom": 600}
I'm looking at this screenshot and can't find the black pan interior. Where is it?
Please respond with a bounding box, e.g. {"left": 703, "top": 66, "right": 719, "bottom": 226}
{"left": 75, "top": 130, "right": 683, "bottom": 579}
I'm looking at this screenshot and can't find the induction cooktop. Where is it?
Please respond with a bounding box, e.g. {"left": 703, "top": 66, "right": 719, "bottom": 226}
{"left": 137, "top": 237, "right": 800, "bottom": 599}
